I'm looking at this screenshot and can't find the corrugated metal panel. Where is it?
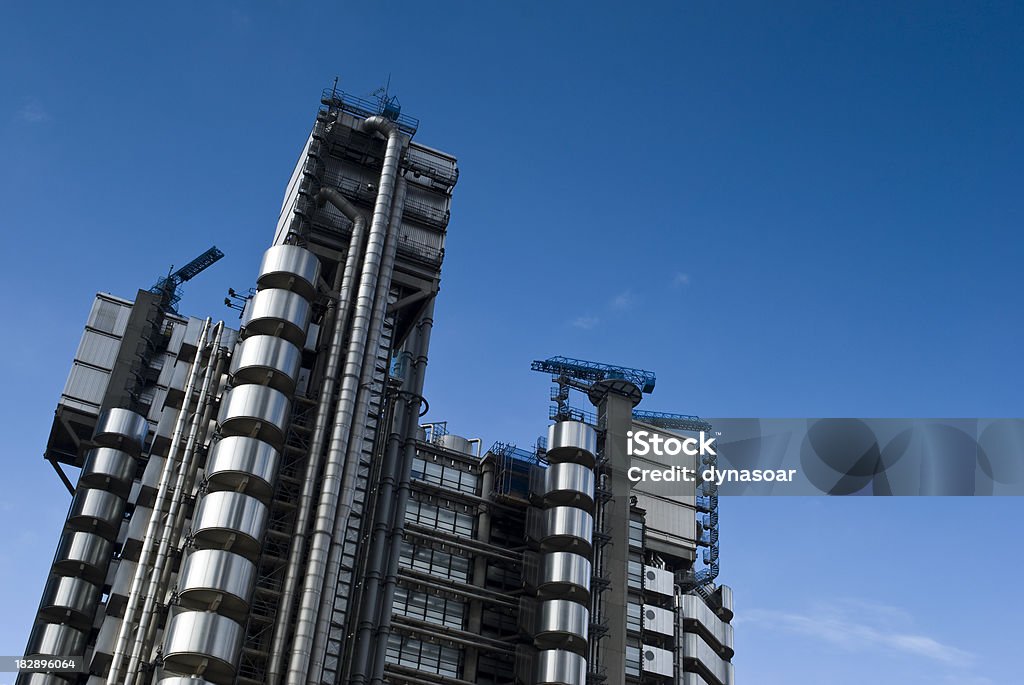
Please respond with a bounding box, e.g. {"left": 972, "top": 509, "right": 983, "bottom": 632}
{"left": 398, "top": 222, "right": 444, "bottom": 252}
{"left": 87, "top": 297, "right": 132, "bottom": 335}
{"left": 635, "top": 493, "right": 696, "bottom": 542}
{"left": 274, "top": 131, "right": 315, "bottom": 245}
{"left": 641, "top": 644, "right": 674, "bottom": 677}
{"left": 63, "top": 363, "right": 110, "bottom": 406}
{"left": 643, "top": 605, "right": 675, "bottom": 636}
{"left": 76, "top": 331, "right": 121, "bottom": 370}
{"left": 643, "top": 565, "right": 674, "bottom": 596}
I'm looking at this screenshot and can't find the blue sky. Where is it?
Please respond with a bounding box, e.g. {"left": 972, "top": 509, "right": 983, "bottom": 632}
{"left": 1, "top": 2, "right": 1021, "bottom": 682}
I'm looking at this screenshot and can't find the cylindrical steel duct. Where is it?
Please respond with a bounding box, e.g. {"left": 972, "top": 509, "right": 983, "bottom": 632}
{"left": 310, "top": 175, "right": 409, "bottom": 681}
{"left": 106, "top": 320, "right": 210, "bottom": 685}
{"left": 367, "top": 300, "right": 435, "bottom": 685}
{"left": 288, "top": 115, "right": 405, "bottom": 685}
{"left": 266, "top": 189, "right": 367, "bottom": 685}
{"left": 124, "top": 325, "right": 225, "bottom": 685}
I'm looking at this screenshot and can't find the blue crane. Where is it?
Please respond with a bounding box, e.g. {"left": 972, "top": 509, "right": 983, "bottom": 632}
{"left": 150, "top": 246, "right": 225, "bottom": 313}
{"left": 530, "top": 354, "right": 720, "bottom": 590}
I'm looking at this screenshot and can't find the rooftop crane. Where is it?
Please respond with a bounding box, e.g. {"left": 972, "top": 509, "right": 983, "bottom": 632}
{"left": 150, "top": 246, "right": 225, "bottom": 314}
{"left": 530, "top": 354, "right": 720, "bottom": 590}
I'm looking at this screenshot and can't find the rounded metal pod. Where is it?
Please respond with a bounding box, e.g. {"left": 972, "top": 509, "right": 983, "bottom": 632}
{"left": 92, "top": 408, "right": 149, "bottom": 455}
{"left": 546, "top": 421, "right": 597, "bottom": 467}
{"left": 241, "top": 288, "right": 311, "bottom": 348}
{"left": 257, "top": 245, "right": 321, "bottom": 300}
{"left": 66, "top": 488, "right": 125, "bottom": 540}
{"left": 535, "top": 599, "right": 589, "bottom": 654}
{"left": 540, "top": 507, "right": 593, "bottom": 554}
{"left": 228, "top": 335, "right": 302, "bottom": 395}
{"left": 177, "top": 549, "right": 256, "bottom": 623}
{"left": 162, "top": 611, "right": 242, "bottom": 683}
{"left": 539, "top": 552, "right": 592, "bottom": 603}
{"left": 534, "top": 463, "right": 595, "bottom": 512}
{"left": 205, "top": 436, "right": 280, "bottom": 503}
{"left": 38, "top": 575, "right": 100, "bottom": 630}
{"left": 216, "top": 385, "right": 290, "bottom": 448}
{"left": 438, "top": 433, "right": 474, "bottom": 456}
{"left": 53, "top": 531, "right": 113, "bottom": 585}
{"left": 79, "top": 447, "right": 136, "bottom": 497}
{"left": 25, "top": 622, "right": 86, "bottom": 658}
{"left": 536, "top": 649, "right": 587, "bottom": 685}
{"left": 191, "top": 492, "right": 268, "bottom": 561}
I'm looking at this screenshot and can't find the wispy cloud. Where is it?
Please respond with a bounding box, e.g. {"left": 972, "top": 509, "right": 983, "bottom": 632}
{"left": 570, "top": 315, "right": 599, "bottom": 330}
{"left": 740, "top": 599, "right": 974, "bottom": 666}
{"left": 609, "top": 290, "right": 633, "bottom": 311}
{"left": 672, "top": 272, "right": 691, "bottom": 287}
{"left": 16, "top": 98, "right": 51, "bottom": 124}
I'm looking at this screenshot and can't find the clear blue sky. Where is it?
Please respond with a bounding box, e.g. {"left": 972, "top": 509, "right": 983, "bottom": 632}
{"left": 1, "top": 2, "right": 1021, "bottom": 683}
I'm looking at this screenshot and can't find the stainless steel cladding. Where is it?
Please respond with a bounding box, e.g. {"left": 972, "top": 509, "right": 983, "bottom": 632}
{"left": 205, "top": 436, "right": 280, "bottom": 503}
{"left": 437, "top": 433, "right": 473, "bottom": 456}
{"left": 38, "top": 575, "right": 100, "bottom": 629}
{"left": 545, "top": 421, "right": 598, "bottom": 466}
{"left": 536, "top": 599, "right": 590, "bottom": 649}
{"left": 539, "top": 552, "right": 593, "bottom": 601}
{"left": 541, "top": 506, "right": 594, "bottom": 552}
{"left": 25, "top": 623, "right": 86, "bottom": 657}
{"left": 155, "top": 679, "right": 216, "bottom": 685}
{"left": 161, "top": 611, "right": 243, "bottom": 682}
{"left": 257, "top": 245, "right": 322, "bottom": 301}
{"left": 641, "top": 644, "right": 675, "bottom": 678}
{"left": 242, "top": 289, "right": 312, "bottom": 347}
{"left": 678, "top": 594, "right": 735, "bottom": 655}
{"left": 191, "top": 492, "right": 268, "bottom": 561}
{"left": 93, "top": 408, "right": 149, "bottom": 454}
{"left": 535, "top": 463, "right": 596, "bottom": 512}
{"left": 678, "top": 633, "right": 734, "bottom": 685}
{"left": 642, "top": 565, "right": 675, "bottom": 596}
{"left": 229, "top": 335, "right": 302, "bottom": 394}
{"left": 216, "top": 385, "right": 291, "bottom": 447}
{"left": 53, "top": 531, "right": 113, "bottom": 584}
{"left": 80, "top": 447, "right": 137, "bottom": 496}
{"left": 66, "top": 488, "right": 125, "bottom": 540}
{"left": 177, "top": 549, "right": 257, "bottom": 623}
{"left": 642, "top": 605, "right": 675, "bottom": 637}
{"left": 536, "top": 649, "right": 588, "bottom": 685}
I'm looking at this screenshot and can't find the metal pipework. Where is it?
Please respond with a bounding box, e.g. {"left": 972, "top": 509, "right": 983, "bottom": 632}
{"left": 125, "top": 326, "right": 226, "bottom": 683}
{"left": 266, "top": 186, "right": 367, "bottom": 685}
{"left": 287, "top": 115, "right": 405, "bottom": 685}
{"left": 309, "top": 175, "right": 408, "bottom": 680}
{"left": 367, "top": 301, "right": 434, "bottom": 685}
{"left": 106, "top": 318, "right": 212, "bottom": 685}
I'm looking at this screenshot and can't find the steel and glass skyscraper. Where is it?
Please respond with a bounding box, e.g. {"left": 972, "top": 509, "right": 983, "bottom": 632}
{"left": 19, "top": 87, "right": 734, "bottom": 685}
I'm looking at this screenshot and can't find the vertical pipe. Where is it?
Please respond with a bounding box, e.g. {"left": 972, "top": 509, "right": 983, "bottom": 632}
{"left": 266, "top": 193, "right": 367, "bottom": 685}
{"left": 287, "top": 117, "right": 404, "bottom": 685}
{"left": 309, "top": 176, "right": 408, "bottom": 681}
{"left": 462, "top": 459, "right": 494, "bottom": 679}
{"left": 367, "top": 300, "right": 434, "bottom": 685}
{"left": 124, "top": 325, "right": 225, "bottom": 683}
{"left": 106, "top": 318, "right": 211, "bottom": 685}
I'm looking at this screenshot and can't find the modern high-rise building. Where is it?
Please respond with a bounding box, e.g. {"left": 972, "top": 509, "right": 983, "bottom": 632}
{"left": 19, "top": 86, "right": 734, "bottom": 685}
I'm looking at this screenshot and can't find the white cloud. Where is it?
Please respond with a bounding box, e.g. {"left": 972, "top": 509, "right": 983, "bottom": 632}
{"left": 609, "top": 290, "right": 633, "bottom": 311}
{"left": 17, "top": 98, "right": 50, "bottom": 123}
{"left": 740, "top": 600, "right": 974, "bottom": 667}
{"left": 672, "top": 272, "right": 691, "bottom": 287}
{"left": 570, "top": 315, "right": 599, "bottom": 330}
